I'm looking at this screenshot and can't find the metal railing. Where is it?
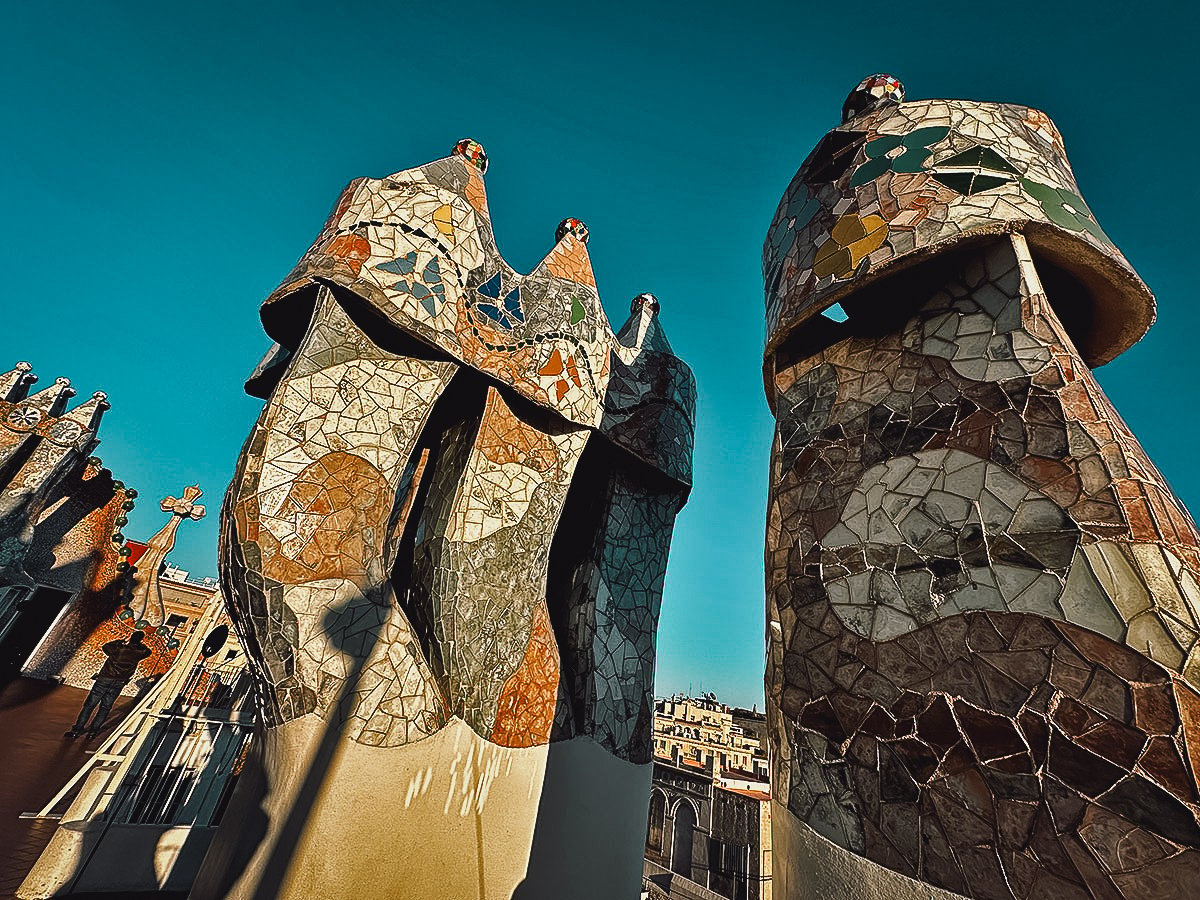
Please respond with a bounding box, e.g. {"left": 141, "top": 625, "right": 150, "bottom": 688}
{"left": 170, "top": 655, "right": 256, "bottom": 717}
{"left": 643, "top": 859, "right": 729, "bottom": 900}
{"left": 103, "top": 655, "right": 256, "bottom": 827}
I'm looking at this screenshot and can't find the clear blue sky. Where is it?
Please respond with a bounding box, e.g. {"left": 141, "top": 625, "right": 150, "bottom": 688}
{"left": 2, "top": 1, "right": 1197, "bottom": 708}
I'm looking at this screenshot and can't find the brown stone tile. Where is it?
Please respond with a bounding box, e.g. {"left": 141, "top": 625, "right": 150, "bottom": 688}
{"left": 1110, "top": 848, "right": 1200, "bottom": 899}
{"left": 956, "top": 700, "right": 1025, "bottom": 761}
{"left": 1138, "top": 735, "right": 1199, "bottom": 803}
{"left": 917, "top": 695, "right": 959, "bottom": 753}
{"left": 1048, "top": 731, "right": 1125, "bottom": 797}
{"left": 1075, "top": 720, "right": 1146, "bottom": 770}
{"left": 1132, "top": 682, "right": 1179, "bottom": 734}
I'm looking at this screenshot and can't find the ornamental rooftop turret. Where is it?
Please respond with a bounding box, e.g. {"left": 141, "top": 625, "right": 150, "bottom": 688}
{"left": 198, "top": 141, "right": 696, "bottom": 900}
{"left": 252, "top": 139, "right": 695, "bottom": 487}
{"left": 0, "top": 363, "right": 111, "bottom": 585}
{"left": 761, "top": 79, "right": 1200, "bottom": 900}
{"left": 763, "top": 74, "right": 1154, "bottom": 394}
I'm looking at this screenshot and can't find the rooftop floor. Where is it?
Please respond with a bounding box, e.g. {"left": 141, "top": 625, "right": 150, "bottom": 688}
{"left": 0, "top": 677, "right": 182, "bottom": 900}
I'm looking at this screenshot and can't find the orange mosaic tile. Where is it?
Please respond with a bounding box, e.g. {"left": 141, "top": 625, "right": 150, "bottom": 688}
{"left": 490, "top": 601, "right": 559, "bottom": 748}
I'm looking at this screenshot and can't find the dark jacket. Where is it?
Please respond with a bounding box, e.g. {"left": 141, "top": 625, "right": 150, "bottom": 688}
{"left": 96, "top": 639, "right": 152, "bottom": 682}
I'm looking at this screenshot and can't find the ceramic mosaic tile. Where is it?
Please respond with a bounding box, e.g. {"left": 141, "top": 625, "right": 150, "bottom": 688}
{"left": 764, "top": 75, "right": 1155, "bottom": 370}
{"left": 223, "top": 142, "right": 695, "bottom": 758}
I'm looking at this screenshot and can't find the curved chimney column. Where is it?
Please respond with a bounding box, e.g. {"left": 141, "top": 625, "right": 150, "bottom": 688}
{"left": 764, "top": 77, "right": 1200, "bottom": 900}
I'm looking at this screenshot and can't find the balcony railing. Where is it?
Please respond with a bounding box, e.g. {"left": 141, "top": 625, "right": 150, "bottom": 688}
{"left": 103, "top": 656, "right": 256, "bottom": 828}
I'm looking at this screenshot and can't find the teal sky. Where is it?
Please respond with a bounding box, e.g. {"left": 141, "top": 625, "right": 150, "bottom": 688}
{"left": 2, "top": 1, "right": 1197, "bottom": 708}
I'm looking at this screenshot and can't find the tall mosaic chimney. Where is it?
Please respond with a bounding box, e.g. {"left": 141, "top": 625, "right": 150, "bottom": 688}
{"left": 763, "top": 76, "right": 1200, "bottom": 899}
{"left": 192, "top": 141, "right": 695, "bottom": 900}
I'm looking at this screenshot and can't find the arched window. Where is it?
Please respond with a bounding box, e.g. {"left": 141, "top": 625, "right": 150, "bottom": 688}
{"left": 647, "top": 789, "right": 666, "bottom": 852}
{"left": 670, "top": 800, "right": 697, "bottom": 879}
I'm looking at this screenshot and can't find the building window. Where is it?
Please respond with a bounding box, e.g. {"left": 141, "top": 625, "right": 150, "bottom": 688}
{"left": 648, "top": 791, "right": 666, "bottom": 853}
{"left": 166, "top": 614, "right": 189, "bottom": 628}
{"left": 671, "top": 801, "right": 697, "bottom": 879}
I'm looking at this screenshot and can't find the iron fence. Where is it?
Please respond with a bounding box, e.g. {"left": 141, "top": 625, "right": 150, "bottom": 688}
{"left": 105, "top": 656, "right": 256, "bottom": 827}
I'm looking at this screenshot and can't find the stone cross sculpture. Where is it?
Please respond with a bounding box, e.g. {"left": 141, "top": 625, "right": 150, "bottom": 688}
{"left": 193, "top": 141, "right": 694, "bottom": 900}
{"left": 125, "top": 485, "right": 206, "bottom": 625}
{"left": 763, "top": 76, "right": 1200, "bottom": 900}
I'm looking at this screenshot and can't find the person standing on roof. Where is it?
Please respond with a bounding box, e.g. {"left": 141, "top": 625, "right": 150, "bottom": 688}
{"left": 65, "top": 631, "right": 152, "bottom": 738}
